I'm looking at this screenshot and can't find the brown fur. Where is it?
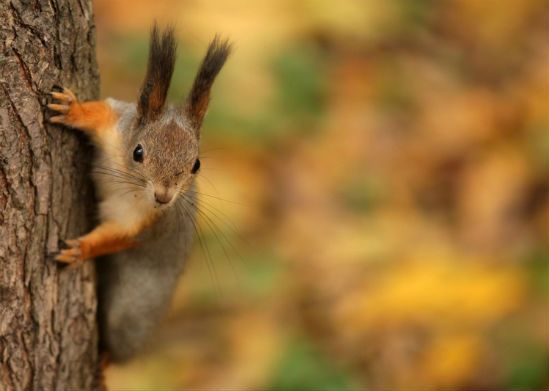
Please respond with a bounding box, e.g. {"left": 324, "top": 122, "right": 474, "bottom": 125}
{"left": 185, "top": 35, "right": 232, "bottom": 132}
{"left": 138, "top": 24, "right": 176, "bottom": 125}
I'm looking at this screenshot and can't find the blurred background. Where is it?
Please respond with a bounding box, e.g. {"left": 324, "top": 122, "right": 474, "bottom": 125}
{"left": 93, "top": 0, "right": 549, "bottom": 390}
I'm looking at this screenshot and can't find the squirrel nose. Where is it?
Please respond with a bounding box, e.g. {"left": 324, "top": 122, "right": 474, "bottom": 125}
{"left": 154, "top": 190, "right": 173, "bottom": 204}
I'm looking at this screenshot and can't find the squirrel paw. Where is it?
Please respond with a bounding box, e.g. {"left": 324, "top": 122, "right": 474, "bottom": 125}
{"left": 55, "top": 239, "right": 84, "bottom": 264}
{"left": 47, "top": 87, "right": 78, "bottom": 125}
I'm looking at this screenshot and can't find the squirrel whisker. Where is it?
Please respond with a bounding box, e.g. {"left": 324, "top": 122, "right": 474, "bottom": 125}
{"left": 193, "top": 201, "right": 241, "bottom": 279}
{"left": 178, "top": 196, "right": 221, "bottom": 293}
{"left": 94, "top": 164, "right": 147, "bottom": 183}
{"left": 91, "top": 172, "right": 147, "bottom": 188}
{"left": 179, "top": 193, "right": 243, "bottom": 277}
{"left": 186, "top": 189, "right": 246, "bottom": 206}
{"left": 184, "top": 190, "right": 248, "bottom": 248}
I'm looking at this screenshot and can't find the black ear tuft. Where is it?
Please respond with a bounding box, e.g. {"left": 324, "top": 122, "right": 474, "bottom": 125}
{"left": 185, "top": 36, "right": 231, "bottom": 132}
{"left": 138, "top": 23, "right": 177, "bottom": 125}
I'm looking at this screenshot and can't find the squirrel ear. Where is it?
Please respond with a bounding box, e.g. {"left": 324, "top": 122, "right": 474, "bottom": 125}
{"left": 184, "top": 36, "right": 231, "bottom": 135}
{"left": 138, "top": 23, "right": 177, "bottom": 125}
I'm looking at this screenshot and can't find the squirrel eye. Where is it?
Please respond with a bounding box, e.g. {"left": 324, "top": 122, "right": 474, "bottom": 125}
{"left": 191, "top": 158, "right": 201, "bottom": 174}
{"left": 133, "top": 144, "right": 144, "bottom": 163}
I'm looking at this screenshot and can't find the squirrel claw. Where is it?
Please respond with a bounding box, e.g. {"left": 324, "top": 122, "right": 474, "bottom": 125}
{"left": 61, "top": 87, "right": 77, "bottom": 102}
{"left": 49, "top": 86, "right": 77, "bottom": 102}
{"left": 48, "top": 88, "right": 79, "bottom": 126}
{"left": 47, "top": 103, "right": 70, "bottom": 113}
{"left": 50, "top": 91, "right": 74, "bottom": 103}
{"left": 55, "top": 239, "right": 83, "bottom": 264}
{"left": 49, "top": 115, "right": 66, "bottom": 124}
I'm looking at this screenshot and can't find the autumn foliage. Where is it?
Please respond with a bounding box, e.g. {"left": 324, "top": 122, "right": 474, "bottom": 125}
{"left": 94, "top": 0, "right": 548, "bottom": 389}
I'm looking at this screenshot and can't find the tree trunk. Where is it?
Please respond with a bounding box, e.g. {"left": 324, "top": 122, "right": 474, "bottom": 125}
{"left": 0, "top": 0, "right": 100, "bottom": 390}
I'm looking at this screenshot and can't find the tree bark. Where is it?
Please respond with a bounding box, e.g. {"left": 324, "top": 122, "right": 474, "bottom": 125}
{"left": 0, "top": 0, "right": 100, "bottom": 390}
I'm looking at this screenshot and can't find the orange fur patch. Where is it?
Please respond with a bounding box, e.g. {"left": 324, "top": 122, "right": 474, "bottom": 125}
{"left": 78, "top": 222, "right": 137, "bottom": 259}
{"left": 148, "top": 85, "right": 166, "bottom": 116}
{"left": 193, "top": 94, "right": 210, "bottom": 125}
{"left": 66, "top": 101, "right": 117, "bottom": 135}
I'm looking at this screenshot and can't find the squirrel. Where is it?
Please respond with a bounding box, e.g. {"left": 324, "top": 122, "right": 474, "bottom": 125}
{"left": 47, "top": 24, "right": 231, "bottom": 362}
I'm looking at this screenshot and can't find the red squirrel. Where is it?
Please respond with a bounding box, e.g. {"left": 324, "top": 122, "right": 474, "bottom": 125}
{"left": 47, "top": 24, "right": 231, "bottom": 362}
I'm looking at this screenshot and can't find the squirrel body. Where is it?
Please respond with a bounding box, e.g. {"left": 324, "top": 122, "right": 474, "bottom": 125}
{"left": 93, "top": 99, "right": 198, "bottom": 361}
{"left": 96, "top": 176, "right": 196, "bottom": 361}
{"left": 47, "top": 25, "right": 231, "bottom": 362}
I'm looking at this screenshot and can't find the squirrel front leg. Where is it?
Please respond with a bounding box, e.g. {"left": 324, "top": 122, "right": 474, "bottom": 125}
{"left": 47, "top": 87, "right": 117, "bottom": 144}
{"left": 48, "top": 87, "right": 129, "bottom": 264}
{"left": 56, "top": 221, "right": 137, "bottom": 263}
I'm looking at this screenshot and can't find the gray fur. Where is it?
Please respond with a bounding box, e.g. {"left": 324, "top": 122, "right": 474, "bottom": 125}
{"left": 96, "top": 100, "right": 199, "bottom": 362}
{"left": 97, "top": 191, "right": 196, "bottom": 362}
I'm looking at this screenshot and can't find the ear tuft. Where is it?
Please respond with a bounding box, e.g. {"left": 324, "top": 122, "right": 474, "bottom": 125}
{"left": 185, "top": 36, "right": 232, "bottom": 132}
{"left": 138, "top": 23, "right": 177, "bottom": 125}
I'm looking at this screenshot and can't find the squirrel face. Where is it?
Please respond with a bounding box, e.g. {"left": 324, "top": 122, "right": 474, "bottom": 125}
{"left": 129, "top": 116, "right": 199, "bottom": 207}
{"left": 127, "top": 25, "right": 230, "bottom": 209}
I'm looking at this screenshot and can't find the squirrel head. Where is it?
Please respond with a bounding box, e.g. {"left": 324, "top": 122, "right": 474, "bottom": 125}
{"left": 128, "top": 24, "right": 231, "bottom": 207}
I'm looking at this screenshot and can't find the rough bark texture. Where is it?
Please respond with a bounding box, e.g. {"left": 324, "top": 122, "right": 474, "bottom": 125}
{"left": 0, "top": 0, "right": 99, "bottom": 390}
